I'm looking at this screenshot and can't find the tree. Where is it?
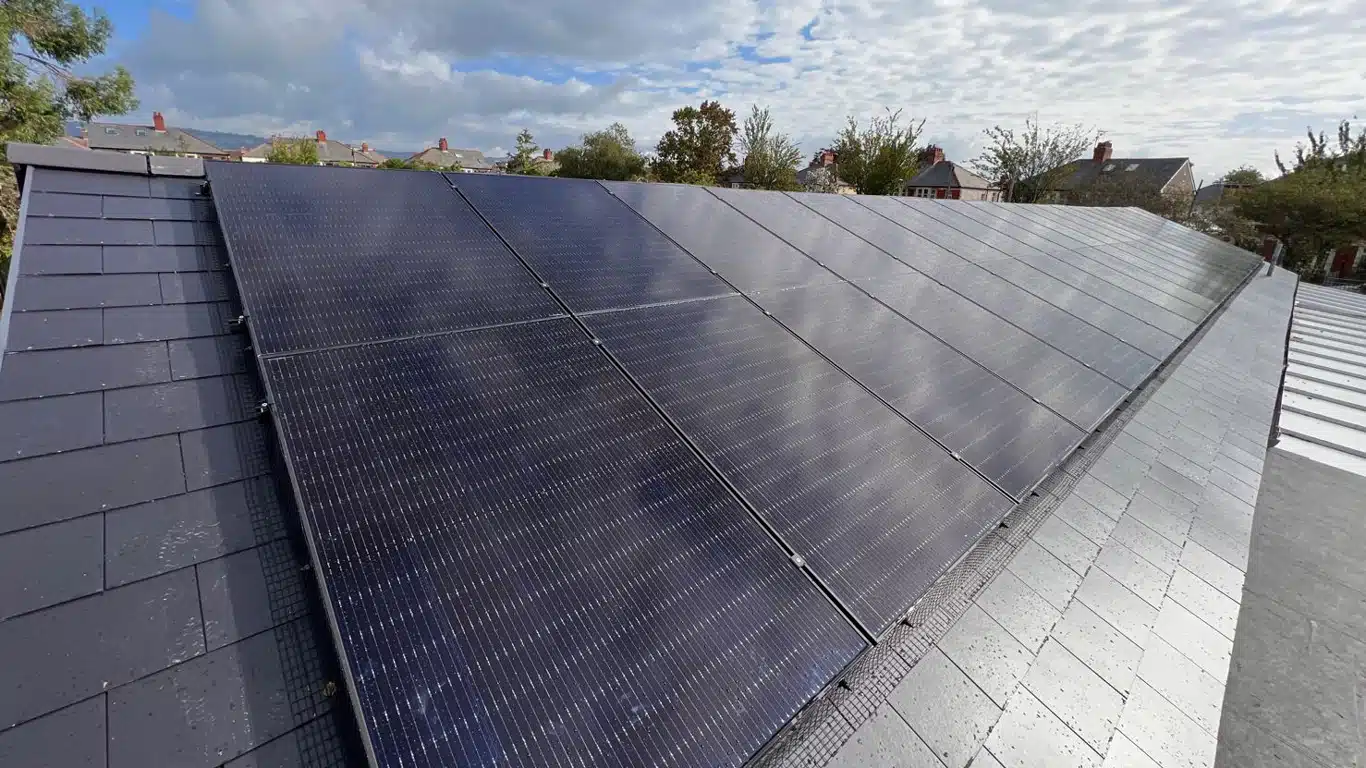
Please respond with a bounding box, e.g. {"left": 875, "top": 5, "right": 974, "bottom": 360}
{"left": 380, "top": 157, "right": 461, "bottom": 172}
{"left": 2, "top": 0, "right": 138, "bottom": 305}
{"left": 652, "top": 100, "right": 738, "bottom": 185}
{"left": 969, "top": 115, "right": 1100, "bottom": 203}
{"left": 506, "top": 129, "right": 540, "bottom": 174}
{"left": 266, "top": 137, "right": 319, "bottom": 165}
{"left": 555, "top": 123, "right": 647, "bottom": 181}
{"left": 1221, "top": 165, "right": 1265, "bottom": 186}
{"left": 736, "top": 106, "right": 802, "bottom": 191}
{"left": 829, "top": 108, "right": 924, "bottom": 195}
{"left": 1276, "top": 120, "right": 1366, "bottom": 175}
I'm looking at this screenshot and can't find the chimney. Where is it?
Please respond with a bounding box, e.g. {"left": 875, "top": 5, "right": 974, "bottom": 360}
{"left": 152, "top": 112, "right": 166, "bottom": 132}
{"left": 1093, "top": 141, "right": 1112, "bottom": 163}
{"left": 361, "top": 142, "right": 369, "bottom": 153}
{"left": 316, "top": 130, "right": 326, "bottom": 143}
{"left": 820, "top": 149, "right": 836, "bottom": 166}
{"left": 439, "top": 137, "right": 449, "bottom": 152}
{"left": 543, "top": 148, "right": 553, "bottom": 161}
{"left": 921, "top": 145, "right": 945, "bottom": 165}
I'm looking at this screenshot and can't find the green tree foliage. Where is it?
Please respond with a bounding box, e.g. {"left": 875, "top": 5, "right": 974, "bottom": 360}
{"left": 1275, "top": 120, "right": 1366, "bottom": 175}
{"left": 829, "top": 108, "right": 924, "bottom": 195}
{"left": 379, "top": 156, "right": 461, "bottom": 172}
{"left": 969, "top": 115, "right": 1099, "bottom": 203}
{"left": 736, "top": 106, "right": 802, "bottom": 191}
{"left": 2, "top": 0, "right": 137, "bottom": 303}
{"left": 266, "top": 137, "right": 319, "bottom": 165}
{"left": 652, "top": 100, "right": 737, "bottom": 185}
{"left": 506, "top": 129, "right": 540, "bottom": 174}
{"left": 555, "top": 123, "right": 647, "bottom": 181}
{"left": 1221, "top": 165, "right": 1265, "bottom": 186}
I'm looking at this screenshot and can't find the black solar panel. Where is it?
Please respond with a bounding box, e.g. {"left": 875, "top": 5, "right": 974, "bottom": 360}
{"left": 448, "top": 174, "right": 734, "bottom": 312}
{"left": 264, "top": 320, "right": 865, "bottom": 767}
{"left": 752, "top": 282, "right": 1085, "bottom": 497}
{"left": 583, "top": 295, "right": 1014, "bottom": 630}
{"left": 203, "top": 163, "right": 561, "bottom": 355}
{"left": 602, "top": 182, "right": 837, "bottom": 292}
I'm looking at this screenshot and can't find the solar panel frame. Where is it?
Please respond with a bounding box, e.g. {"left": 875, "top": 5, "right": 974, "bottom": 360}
{"left": 1033, "top": 205, "right": 1252, "bottom": 281}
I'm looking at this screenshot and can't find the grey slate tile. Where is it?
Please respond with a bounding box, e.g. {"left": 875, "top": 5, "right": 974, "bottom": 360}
{"left": 148, "top": 176, "right": 208, "bottom": 199}
{"left": 1111, "top": 515, "right": 1180, "bottom": 573}
{"left": 1052, "top": 600, "right": 1142, "bottom": 696}
{"left": 103, "top": 245, "right": 219, "bottom": 273}
{"left": 3, "top": 309, "right": 103, "bottom": 351}
{"left": 26, "top": 192, "right": 104, "bottom": 218}
{"left": 0, "top": 392, "right": 103, "bottom": 459}
{"left": 888, "top": 647, "right": 1000, "bottom": 768}
{"left": 1052, "top": 495, "right": 1118, "bottom": 546}
{"left": 105, "top": 478, "right": 281, "bottom": 587}
{"left": 0, "top": 342, "right": 171, "bottom": 401}
{"left": 104, "top": 374, "right": 257, "bottom": 442}
{"left": 1087, "top": 445, "right": 1150, "bottom": 497}
{"left": 1188, "top": 517, "right": 1249, "bottom": 572}
{"left": 1118, "top": 680, "right": 1216, "bottom": 768}
{"left": 1076, "top": 567, "right": 1158, "bottom": 646}
{"left": 1131, "top": 475, "right": 1197, "bottom": 518}
{"left": 180, "top": 421, "right": 271, "bottom": 490}
{"left": 31, "top": 168, "right": 149, "bottom": 197}
{"left": 1168, "top": 567, "right": 1239, "bottom": 639}
{"left": 1212, "top": 453, "right": 1260, "bottom": 489}
{"left": 984, "top": 687, "right": 1101, "bottom": 768}
{"left": 11, "top": 274, "right": 162, "bottom": 311}
{"left": 103, "top": 302, "right": 233, "bottom": 344}
{"left": 1006, "top": 540, "right": 1082, "bottom": 611}
{"left": 0, "top": 514, "right": 103, "bottom": 619}
{"left": 1137, "top": 636, "right": 1224, "bottom": 735}
{"left": 1022, "top": 639, "right": 1125, "bottom": 753}
{"left": 107, "top": 626, "right": 294, "bottom": 768}
{"left": 1146, "top": 461, "right": 1206, "bottom": 504}
{"left": 168, "top": 336, "right": 247, "bottom": 380}
{"left": 1124, "top": 493, "right": 1192, "bottom": 545}
{"left": 159, "top": 271, "right": 231, "bottom": 304}
{"left": 23, "top": 217, "right": 155, "bottom": 246}
{"left": 1209, "top": 467, "right": 1259, "bottom": 506}
{"left": 1094, "top": 541, "right": 1170, "bottom": 608}
{"left": 0, "top": 435, "right": 185, "bottom": 534}
{"left": 938, "top": 604, "right": 1033, "bottom": 707}
{"left": 17, "top": 245, "right": 104, "bottom": 275}
{"left": 102, "top": 196, "right": 213, "bottom": 221}
{"left": 0, "top": 568, "right": 204, "bottom": 727}
{"left": 973, "top": 748, "right": 1008, "bottom": 768}
{"left": 826, "top": 704, "right": 941, "bottom": 768}
{"left": 199, "top": 544, "right": 305, "bottom": 650}
{"left": 1029, "top": 515, "right": 1099, "bottom": 575}
{"left": 1152, "top": 598, "right": 1232, "bottom": 680}
{"left": 0, "top": 696, "right": 106, "bottom": 768}
{"left": 1072, "top": 475, "right": 1130, "bottom": 519}
{"left": 976, "top": 568, "right": 1060, "bottom": 652}
{"left": 153, "top": 219, "right": 218, "bottom": 246}
{"left": 1102, "top": 732, "right": 1162, "bottom": 768}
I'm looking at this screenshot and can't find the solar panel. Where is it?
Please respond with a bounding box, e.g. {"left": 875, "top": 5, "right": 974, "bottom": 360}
{"left": 263, "top": 320, "right": 866, "bottom": 767}
{"left": 447, "top": 174, "right": 734, "bottom": 312}
{"left": 204, "top": 163, "right": 562, "bottom": 355}
{"left": 752, "top": 281, "right": 1085, "bottom": 497}
{"left": 601, "top": 182, "right": 837, "bottom": 292}
{"left": 1033, "top": 206, "right": 1249, "bottom": 282}
{"left": 582, "top": 295, "right": 1014, "bottom": 630}
{"left": 788, "top": 194, "right": 1129, "bottom": 429}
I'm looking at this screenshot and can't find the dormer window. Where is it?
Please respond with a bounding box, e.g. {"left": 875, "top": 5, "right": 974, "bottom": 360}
{"left": 1102, "top": 163, "right": 1115, "bottom": 172}
{"left": 135, "top": 128, "right": 148, "bottom": 136}
{"left": 1125, "top": 163, "right": 1140, "bottom": 171}
{"left": 104, "top": 127, "right": 119, "bottom": 135}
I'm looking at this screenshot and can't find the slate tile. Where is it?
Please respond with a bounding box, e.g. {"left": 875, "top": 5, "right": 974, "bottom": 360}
{"left": 12, "top": 273, "right": 155, "bottom": 312}
{"left": 973, "top": 748, "right": 1007, "bottom": 768}
{"left": 154, "top": 219, "right": 218, "bottom": 246}
{"left": 105, "top": 477, "right": 282, "bottom": 586}
{"left": 0, "top": 392, "right": 103, "bottom": 459}
{"left": 1087, "top": 446, "right": 1149, "bottom": 497}
{"left": 17, "top": 245, "right": 103, "bottom": 275}
{"left": 1213, "top": 453, "right": 1260, "bottom": 489}
{"left": 104, "top": 302, "right": 233, "bottom": 344}
{"left": 0, "top": 569, "right": 204, "bottom": 727}
{"left": 1051, "top": 600, "right": 1143, "bottom": 696}
{"left": 1072, "top": 475, "right": 1130, "bottom": 519}
{"left": 3, "top": 309, "right": 102, "bottom": 351}
{"left": 976, "top": 568, "right": 1060, "bottom": 652}
{"left": 1130, "top": 476, "right": 1197, "bottom": 518}
{"left": 107, "top": 626, "right": 294, "bottom": 768}
{"left": 889, "top": 648, "right": 1000, "bottom": 768}
{"left": 199, "top": 544, "right": 305, "bottom": 650}
{"left": 0, "top": 435, "right": 185, "bottom": 534}
{"left": 1029, "top": 514, "right": 1099, "bottom": 575}
{"left": 0, "top": 342, "right": 171, "bottom": 401}
{"left": 168, "top": 336, "right": 248, "bottom": 380}
{"left": 23, "top": 217, "right": 155, "bottom": 246}
{"left": 1076, "top": 567, "right": 1158, "bottom": 646}
{"left": 103, "top": 245, "right": 219, "bottom": 273}
{"left": 1022, "top": 639, "right": 1125, "bottom": 752}
{"left": 1119, "top": 420, "right": 1163, "bottom": 451}
{"left": 1006, "top": 540, "right": 1082, "bottom": 610}
{"left": 1188, "top": 517, "right": 1249, "bottom": 572}
{"left": 26, "top": 192, "right": 104, "bottom": 218}
{"left": 1209, "top": 467, "right": 1259, "bottom": 506}
{"left": 104, "top": 374, "right": 257, "bottom": 442}
{"left": 0, "top": 696, "right": 106, "bottom": 768}
{"left": 1167, "top": 567, "right": 1239, "bottom": 639}
{"left": 1111, "top": 432, "right": 1158, "bottom": 464}
{"left": 1052, "top": 495, "right": 1118, "bottom": 544}
{"left": 938, "top": 604, "right": 1033, "bottom": 707}
{"left": 1110, "top": 515, "right": 1180, "bottom": 573}
{"left": 1101, "top": 732, "right": 1161, "bottom": 768}
{"left": 0, "top": 514, "right": 103, "bottom": 620}
{"left": 1181, "top": 540, "right": 1244, "bottom": 598}
{"left": 1123, "top": 493, "right": 1192, "bottom": 545}
{"left": 148, "top": 176, "right": 208, "bottom": 199}
{"left": 1152, "top": 599, "right": 1232, "bottom": 681}
{"left": 1094, "top": 541, "right": 1169, "bottom": 608}
{"left": 826, "top": 703, "right": 940, "bottom": 768}
{"left": 1146, "top": 461, "right": 1206, "bottom": 504}
{"left": 984, "top": 687, "right": 1101, "bottom": 768}
{"left": 1137, "top": 636, "right": 1224, "bottom": 735}
{"left": 180, "top": 421, "right": 271, "bottom": 491}
{"left": 1117, "top": 681, "right": 1215, "bottom": 768}
{"left": 159, "top": 271, "right": 232, "bottom": 304}
{"left": 103, "top": 196, "right": 213, "bottom": 221}
{"left": 31, "top": 168, "right": 149, "bottom": 197}
{"left": 1218, "top": 442, "right": 1262, "bottom": 474}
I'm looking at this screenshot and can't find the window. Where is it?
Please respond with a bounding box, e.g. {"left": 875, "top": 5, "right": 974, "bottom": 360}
{"left": 1102, "top": 163, "right": 1115, "bottom": 172}
{"left": 1125, "top": 163, "right": 1140, "bottom": 171}
{"left": 104, "top": 127, "right": 119, "bottom": 135}
{"left": 135, "top": 128, "right": 148, "bottom": 136}
{"left": 950, "top": 189, "right": 961, "bottom": 199}
{"left": 917, "top": 188, "right": 933, "bottom": 198}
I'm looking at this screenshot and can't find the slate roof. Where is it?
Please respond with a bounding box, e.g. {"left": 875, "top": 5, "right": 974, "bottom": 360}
{"left": 241, "top": 139, "right": 384, "bottom": 167}
{"left": 0, "top": 144, "right": 361, "bottom": 768}
{"left": 1050, "top": 157, "right": 1191, "bottom": 193}
{"left": 1193, "top": 180, "right": 1256, "bottom": 207}
{"left": 409, "top": 145, "right": 497, "bottom": 171}
{"left": 903, "top": 160, "right": 997, "bottom": 190}
{"left": 86, "top": 122, "right": 230, "bottom": 157}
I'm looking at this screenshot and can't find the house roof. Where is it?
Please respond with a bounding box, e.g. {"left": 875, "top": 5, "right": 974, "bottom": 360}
{"left": 242, "top": 139, "right": 385, "bottom": 166}
{"left": 85, "top": 122, "right": 229, "bottom": 156}
{"left": 904, "top": 160, "right": 996, "bottom": 190}
{"left": 409, "top": 146, "right": 496, "bottom": 170}
{"left": 1049, "top": 156, "right": 1190, "bottom": 192}
{"left": 1194, "top": 180, "right": 1257, "bottom": 206}
{"left": 0, "top": 143, "right": 361, "bottom": 768}
{"left": 796, "top": 164, "right": 852, "bottom": 189}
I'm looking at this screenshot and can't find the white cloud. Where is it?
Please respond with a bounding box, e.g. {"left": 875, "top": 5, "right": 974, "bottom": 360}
{"left": 116, "top": 0, "right": 1365, "bottom": 176}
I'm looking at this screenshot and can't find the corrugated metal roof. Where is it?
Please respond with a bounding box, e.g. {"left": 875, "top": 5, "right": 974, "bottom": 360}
{"left": 1276, "top": 283, "right": 1366, "bottom": 476}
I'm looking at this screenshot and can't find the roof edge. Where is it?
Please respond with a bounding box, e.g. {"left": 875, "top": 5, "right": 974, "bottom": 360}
{"left": 7, "top": 142, "right": 149, "bottom": 175}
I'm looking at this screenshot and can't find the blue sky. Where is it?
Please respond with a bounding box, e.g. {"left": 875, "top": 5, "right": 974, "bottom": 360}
{"left": 89, "top": 0, "right": 1365, "bottom": 176}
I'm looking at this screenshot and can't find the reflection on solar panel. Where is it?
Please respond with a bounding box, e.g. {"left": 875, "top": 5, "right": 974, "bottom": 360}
{"left": 207, "top": 162, "right": 1259, "bottom": 768}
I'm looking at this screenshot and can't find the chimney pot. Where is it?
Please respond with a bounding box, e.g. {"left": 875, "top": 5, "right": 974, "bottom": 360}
{"left": 543, "top": 148, "right": 553, "bottom": 160}
{"left": 316, "top": 130, "right": 326, "bottom": 143}
{"left": 921, "top": 145, "right": 945, "bottom": 166}
{"left": 152, "top": 112, "right": 166, "bottom": 132}
{"left": 361, "top": 142, "right": 369, "bottom": 153}
{"left": 1093, "top": 141, "right": 1113, "bottom": 163}
{"left": 439, "top": 137, "right": 449, "bottom": 152}
{"left": 820, "top": 149, "right": 836, "bottom": 166}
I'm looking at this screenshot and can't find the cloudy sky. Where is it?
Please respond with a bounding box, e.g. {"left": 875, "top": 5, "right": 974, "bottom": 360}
{"left": 92, "top": 0, "right": 1363, "bottom": 180}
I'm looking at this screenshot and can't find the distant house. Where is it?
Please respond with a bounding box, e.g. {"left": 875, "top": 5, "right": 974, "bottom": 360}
{"left": 529, "top": 149, "right": 558, "bottom": 174}
{"left": 410, "top": 138, "right": 498, "bottom": 172}
{"left": 798, "top": 149, "right": 855, "bottom": 194}
{"left": 241, "top": 131, "right": 384, "bottom": 167}
{"left": 49, "top": 135, "right": 88, "bottom": 150}
{"left": 1043, "top": 141, "right": 1195, "bottom": 201}
{"left": 901, "top": 146, "right": 1001, "bottom": 201}
{"left": 1193, "top": 180, "right": 1257, "bottom": 207}
{"left": 85, "top": 112, "right": 229, "bottom": 159}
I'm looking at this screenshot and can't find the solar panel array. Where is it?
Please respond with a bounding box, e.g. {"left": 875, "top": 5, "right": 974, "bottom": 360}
{"left": 205, "top": 160, "right": 1261, "bottom": 768}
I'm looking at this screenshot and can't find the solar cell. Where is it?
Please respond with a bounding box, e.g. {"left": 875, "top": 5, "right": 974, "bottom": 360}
{"left": 204, "top": 162, "right": 561, "bottom": 355}
{"left": 448, "top": 174, "right": 734, "bottom": 312}
{"left": 601, "top": 182, "right": 837, "bottom": 292}
{"left": 751, "top": 281, "right": 1085, "bottom": 497}
{"left": 583, "top": 295, "right": 1015, "bottom": 630}
{"left": 265, "top": 320, "right": 865, "bottom": 768}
